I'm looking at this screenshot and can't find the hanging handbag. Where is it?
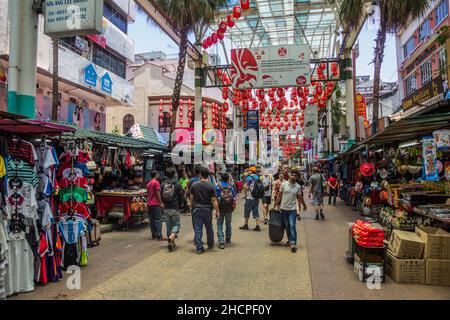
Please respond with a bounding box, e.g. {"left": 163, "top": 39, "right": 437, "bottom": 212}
{"left": 86, "top": 161, "right": 97, "bottom": 171}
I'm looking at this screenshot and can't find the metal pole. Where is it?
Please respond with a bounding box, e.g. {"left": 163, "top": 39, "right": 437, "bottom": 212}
{"left": 194, "top": 42, "right": 203, "bottom": 165}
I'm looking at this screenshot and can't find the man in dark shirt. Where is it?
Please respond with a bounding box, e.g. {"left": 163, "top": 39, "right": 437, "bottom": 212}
{"left": 189, "top": 166, "right": 220, "bottom": 254}
{"left": 161, "top": 168, "right": 184, "bottom": 252}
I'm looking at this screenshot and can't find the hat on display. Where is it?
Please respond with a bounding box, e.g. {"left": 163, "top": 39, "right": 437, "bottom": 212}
{"left": 380, "top": 190, "right": 389, "bottom": 201}
{"left": 248, "top": 166, "right": 257, "bottom": 173}
{"left": 360, "top": 163, "right": 376, "bottom": 177}
{"left": 380, "top": 180, "right": 389, "bottom": 189}
{"left": 365, "top": 198, "right": 372, "bottom": 206}
{"left": 379, "top": 168, "right": 388, "bottom": 179}
{"left": 397, "top": 165, "right": 408, "bottom": 175}
{"left": 407, "top": 165, "right": 421, "bottom": 175}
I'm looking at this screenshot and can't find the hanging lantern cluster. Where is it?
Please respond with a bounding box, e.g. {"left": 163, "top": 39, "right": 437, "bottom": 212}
{"left": 202, "top": 0, "right": 250, "bottom": 49}
{"left": 188, "top": 99, "right": 193, "bottom": 126}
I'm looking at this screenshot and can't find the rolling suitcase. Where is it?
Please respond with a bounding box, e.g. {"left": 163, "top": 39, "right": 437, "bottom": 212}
{"left": 268, "top": 209, "right": 285, "bottom": 243}
{"left": 87, "top": 218, "right": 101, "bottom": 247}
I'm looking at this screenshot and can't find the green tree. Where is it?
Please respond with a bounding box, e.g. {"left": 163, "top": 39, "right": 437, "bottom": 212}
{"left": 340, "top": 0, "right": 429, "bottom": 134}
{"left": 111, "top": 125, "right": 120, "bottom": 135}
{"left": 153, "top": 0, "right": 227, "bottom": 145}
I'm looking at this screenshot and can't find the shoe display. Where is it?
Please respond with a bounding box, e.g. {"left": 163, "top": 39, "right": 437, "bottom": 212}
{"left": 253, "top": 225, "right": 261, "bottom": 232}
{"left": 239, "top": 224, "right": 249, "bottom": 230}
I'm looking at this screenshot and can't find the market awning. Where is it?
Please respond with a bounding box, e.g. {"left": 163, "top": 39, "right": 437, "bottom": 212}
{"left": 0, "top": 115, "right": 76, "bottom": 136}
{"left": 361, "top": 113, "right": 450, "bottom": 146}
{"left": 124, "top": 123, "right": 168, "bottom": 150}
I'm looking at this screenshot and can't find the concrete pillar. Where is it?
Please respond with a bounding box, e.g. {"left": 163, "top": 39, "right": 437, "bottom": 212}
{"left": 8, "top": 0, "right": 38, "bottom": 119}
{"left": 343, "top": 49, "right": 356, "bottom": 143}
{"left": 326, "top": 95, "right": 333, "bottom": 154}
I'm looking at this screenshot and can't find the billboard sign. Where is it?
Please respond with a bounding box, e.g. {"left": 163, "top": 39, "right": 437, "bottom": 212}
{"left": 230, "top": 44, "right": 310, "bottom": 89}
{"left": 44, "top": 0, "right": 103, "bottom": 37}
{"left": 303, "top": 105, "right": 318, "bottom": 139}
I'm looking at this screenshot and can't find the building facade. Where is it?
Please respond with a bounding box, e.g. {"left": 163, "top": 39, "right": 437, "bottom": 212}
{"left": 395, "top": 0, "right": 449, "bottom": 118}
{"left": 0, "top": 0, "right": 136, "bottom": 131}
{"left": 107, "top": 53, "right": 225, "bottom": 141}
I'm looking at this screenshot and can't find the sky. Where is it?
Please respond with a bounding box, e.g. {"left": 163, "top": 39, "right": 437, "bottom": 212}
{"left": 129, "top": 9, "right": 399, "bottom": 83}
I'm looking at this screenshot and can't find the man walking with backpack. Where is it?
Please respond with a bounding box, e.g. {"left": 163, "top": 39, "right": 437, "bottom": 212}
{"left": 240, "top": 167, "right": 264, "bottom": 232}
{"left": 309, "top": 167, "right": 326, "bottom": 220}
{"left": 189, "top": 167, "right": 220, "bottom": 254}
{"left": 161, "top": 168, "right": 184, "bottom": 252}
{"left": 215, "top": 172, "right": 237, "bottom": 249}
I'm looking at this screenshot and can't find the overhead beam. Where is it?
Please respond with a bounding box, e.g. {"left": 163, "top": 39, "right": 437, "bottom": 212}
{"left": 135, "top": 0, "right": 201, "bottom": 61}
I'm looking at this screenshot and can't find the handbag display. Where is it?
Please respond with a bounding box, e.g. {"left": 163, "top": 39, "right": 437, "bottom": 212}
{"left": 86, "top": 161, "right": 97, "bottom": 171}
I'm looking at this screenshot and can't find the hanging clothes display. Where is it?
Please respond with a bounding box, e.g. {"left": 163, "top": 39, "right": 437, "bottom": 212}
{"left": 0, "top": 198, "right": 8, "bottom": 300}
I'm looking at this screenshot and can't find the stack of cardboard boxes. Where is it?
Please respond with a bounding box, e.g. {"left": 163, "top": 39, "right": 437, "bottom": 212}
{"left": 386, "top": 227, "right": 450, "bottom": 286}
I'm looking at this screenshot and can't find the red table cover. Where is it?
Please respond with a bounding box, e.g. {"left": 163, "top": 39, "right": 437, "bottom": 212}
{"left": 96, "top": 195, "right": 132, "bottom": 222}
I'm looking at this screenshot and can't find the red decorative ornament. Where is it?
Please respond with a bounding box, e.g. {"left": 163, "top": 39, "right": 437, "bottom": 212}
{"left": 277, "top": 88, "right": 285, "bottom": 98}
{"left": 240, "top": 0, "right": 250, "bottom": 11}
{"left": 233, "top": 5, "right": 242, "bottom": 19}
{"left": 227, "top": 15, "right": 236, "bottom": 28}
{"left": 217, "top": 30, "right": 225, "bottom": 41}
{"left": 202, "top": 39, "right": 208, "bottom": 49}
{"left": 222, "top": 89, "right": 228, "bottom": 100}
{"left": 219, "top": 21, "right": 227, "bottom": 33}
{"left": 211, "top": 32, "right": 218, "bottom": 44}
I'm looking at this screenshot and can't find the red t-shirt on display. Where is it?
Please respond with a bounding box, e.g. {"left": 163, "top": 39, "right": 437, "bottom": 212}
{"left": 147, "top": 179, "right": 161, "bottom": 206}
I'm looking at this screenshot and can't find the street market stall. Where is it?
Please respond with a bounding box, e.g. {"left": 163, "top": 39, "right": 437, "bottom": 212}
{"left": 60, "top": 123, "right": 167, "bottom": 230}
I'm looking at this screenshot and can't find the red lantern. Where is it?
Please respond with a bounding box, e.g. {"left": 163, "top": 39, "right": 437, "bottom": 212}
{"left": 332, "top": 62, "right": 338, "bottom": 72}
{"left": 304, "top": 87, "right": 309, "bottom": 96}
{"left": 233, "top": 5, "right": 242, "bottom": 19}
{"left": 276, "top": 88, "right": 285, "bottom": 98}
{"left": 316, "top": 86, "right": 323, "bottom": 95}
{"left": 257, "top": 89, "right": 265, "bottom": 100}
{"left": 206, "top": 36, "right": 212, "bottom": 47}
{"left": 202, "top": 39, "right": 208, "bottom": 49}
{"left": 211, "top": 32, "right": 218, "bottom": 44}
{"left": 240, "top": 0, "right": 250, "bottom": 11}
{"left": 227, "top": 14, "right": 236, "bottom": 28}
{"left": 217, "top": 30, "right": 225, "bottom": 41}
{"left": 222, "top": 89, "right": 228, "bottom": 100}
{"left": 219, "top": 21, "right": 227, "bottom": 33}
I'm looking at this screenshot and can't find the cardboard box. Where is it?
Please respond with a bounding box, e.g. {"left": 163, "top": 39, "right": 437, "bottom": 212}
{"left": 389, "top": 230, "right": 425, "bottom": 259}
{"left": 415, "top": 226, "right": 450, "bottom": 260}
{"left": 426, "top": 259, "right": 450, "bottom": 286}
{"left": 386, "top": 250, "right": 425, "bottom": 284}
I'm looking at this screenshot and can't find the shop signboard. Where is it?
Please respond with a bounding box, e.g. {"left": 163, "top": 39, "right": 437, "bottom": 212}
{"left": 83, "top": 64, "right": 98, "bottom": 87}
{"left": 402, "top": 77, "right": 444, "bottom": 111}
{"left": 303, "top": 105, "right": 318, "bottom": 139}
{"left": 422, "top": 136, "right": 439, "bottom": 181}
{"left": 230, "top": 44, "right": 310, "bottom": 89}
{"left": 44, "top": 0, "right": 103, "bottom": 37}
{"left": 356, "top": 93, "right": 367, "bottom": 118}
{"left": 433, "top": 129, "right": 450, "bottom": 152}
{"left": 101, "top": 73, "right": 113, "bottom": 94}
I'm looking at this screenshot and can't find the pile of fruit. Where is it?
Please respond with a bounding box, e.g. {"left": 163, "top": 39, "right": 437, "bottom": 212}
{"left": 352, "top": 220, "right": 385, "bottom": 247}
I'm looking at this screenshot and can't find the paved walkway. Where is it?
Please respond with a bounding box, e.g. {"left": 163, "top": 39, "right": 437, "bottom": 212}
{"left": 10, "top": 194, "right": 450, "bottom": 300}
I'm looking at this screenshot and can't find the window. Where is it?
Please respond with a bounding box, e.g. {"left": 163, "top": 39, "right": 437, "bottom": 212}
{"left": 405, "top": 74, "right": 417, "bottom": 95}
{"left": 123, "top": 114, "right": 134, "bottom": 134}
{"left": 419, "top": 20, "right": 430, "bottom": 42}
{"left": 436, "top": 0, "right": 449, "bottom": 26}
{"left": 403, "top": 37, "right": 415, "bottom": 59}
{"left": 159, "top": 112, "right": 171, "bottom": 133}
{"left": 104, "top": 1, "right": 128, "bottom": 34}
{"left": 93, "top": 44, "right": 126, "bottom": 79}
{"left": 420, "top": 59, "right": 433, "bottom": 86}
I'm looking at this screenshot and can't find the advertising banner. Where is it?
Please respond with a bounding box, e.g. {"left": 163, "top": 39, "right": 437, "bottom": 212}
{"left": 44, "top": 0, "right": 103, "bottom": 37}
{"left": 433, "top": 129, "right": 450, "bottom": 152}
{"left": 230, "top": 44, "right": 310, "bottom": 89}
{"left": 356, "top": 93, "right": 366, "bottom": 118}
{"left": 303, "top": 105, "right": 318, "bottom": 139}
{"left": 422, "top": 136, "right": 439, "bottom": 181}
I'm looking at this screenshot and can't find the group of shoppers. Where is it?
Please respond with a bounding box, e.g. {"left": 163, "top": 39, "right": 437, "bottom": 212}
{"left": 146, "top": 163, "right": 339, "bottom": 255}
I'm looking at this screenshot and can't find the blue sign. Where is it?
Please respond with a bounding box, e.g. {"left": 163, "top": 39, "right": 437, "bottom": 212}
{"left": 101, "top": 72, "right": 113, "bottom": 94}
{"left": 246, "top": 110, "right": 259, "bottom": 144}
{"left": 83, "top": 64, "right": 98, "bottom": 87}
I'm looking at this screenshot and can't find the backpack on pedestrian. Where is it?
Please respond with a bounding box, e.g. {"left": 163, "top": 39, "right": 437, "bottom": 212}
{"left": 162, "top": 182, "right": 176, "bottom": 203}
{"left": 219, "top": 185, "right": 235, "bottom": 212}
{"left": 250, "top": 176, "right": 265, "bottom": 199}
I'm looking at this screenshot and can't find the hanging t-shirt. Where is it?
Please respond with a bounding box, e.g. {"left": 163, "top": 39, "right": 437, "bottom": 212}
{"left": 0, "top": 156, "right": 6, "bottom": 178}
{"left": 58, "top": 187, "right": 88, "bottom": 203}
{"left": 36, "top": 146, "right": 59, "bottom": 196}
{"left": 57, "top": 161, "right": 89, "bottom": 178}
{"left": 59, "top": 176, "right": 88, "bottom": 190}
{"left": 6, "top": 159, "right": 39, "bottom": 187}
{"left": 8, "top": 139, "right": 37, "bottom": 166}
{"left": 59, "top": 202, "right": 90, "bottom": 219}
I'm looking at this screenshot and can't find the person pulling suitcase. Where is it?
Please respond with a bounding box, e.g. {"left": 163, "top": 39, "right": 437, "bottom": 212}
{"left": 275, "top": 171, "right": 305, "bottom": 253}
